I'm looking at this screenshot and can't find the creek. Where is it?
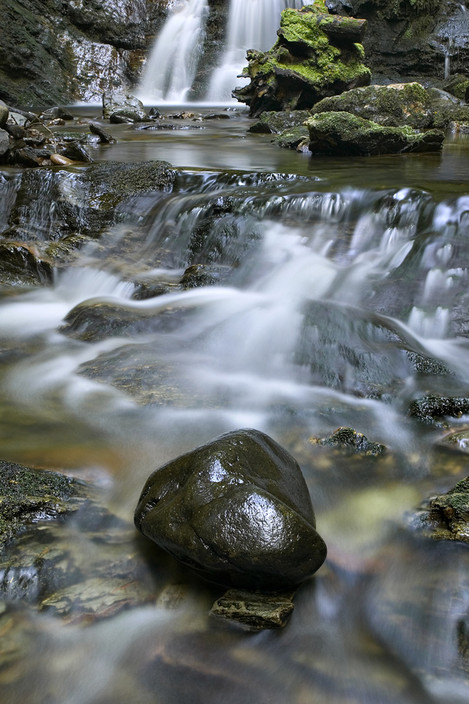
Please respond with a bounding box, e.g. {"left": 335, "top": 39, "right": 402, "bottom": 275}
{"left": 0, "top": 107, "right": 469, "bottom": 703}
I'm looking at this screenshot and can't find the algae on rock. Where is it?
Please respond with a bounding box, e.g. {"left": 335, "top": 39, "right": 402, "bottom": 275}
{"left": 233, "top": 3, "right": 371, "bottom": 117}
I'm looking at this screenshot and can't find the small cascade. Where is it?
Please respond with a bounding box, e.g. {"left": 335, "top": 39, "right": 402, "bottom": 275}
{"left": 138, "top": 0, "right": 308, "bottom": 104}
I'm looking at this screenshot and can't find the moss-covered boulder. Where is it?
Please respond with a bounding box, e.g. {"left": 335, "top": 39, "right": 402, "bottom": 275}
{"left": 306, "top": 111, "right": 444, "bottom": 155}
{"left": 249, "top": 110, "right": 311, "bottom": 135}
{"left": 234, "top": 3, "right": 371, "bottom": 117}
{"left": 312, "top": 82, "right": 469, "bottom": 132}
{"left": 312, "top": 82, "right": 434, "bottom": 128}
{"left": 135, "top": 428, "right": 327, "bottom": 591}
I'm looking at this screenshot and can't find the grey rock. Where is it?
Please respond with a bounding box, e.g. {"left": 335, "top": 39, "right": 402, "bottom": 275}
{"left": 0, "top": 100, "right": 8, "bottom": 127}
{"left": 134, "top": 428, "right": 327, "bottom": 591}
{"left": 0, "top": 128, "right": 9, "bottom": 157}
{"left": 102, "top": 92, "right": 147, "bottom": 122}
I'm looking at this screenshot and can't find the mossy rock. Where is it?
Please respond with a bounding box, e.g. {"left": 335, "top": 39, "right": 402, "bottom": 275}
{"left": 249, "top": 110, "right": 311, "bottom": 135}
{"left": 234, "top": 5, "right": 371, "bottom": 117}
{"left": 442, "top": 73, "right": 469, "bottom": 102}
{"left": 311, "top": 427, "right": 386, "bottom": 456}
{"left": 415, "top": 476, "right": 469, "bottom": 543}
{"left": 306, "top": 111, "right": 444, "bottom": 155}
{"left": 312, "top": 82, "right": 434, "bottom": 128}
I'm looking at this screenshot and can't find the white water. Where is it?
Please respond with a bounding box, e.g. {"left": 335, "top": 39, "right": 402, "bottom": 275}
{"left": 138, "top": 0, "right": 209, "bottom": 103}
{"left": 138, "top": 0, "right": 309, "bottom": 104}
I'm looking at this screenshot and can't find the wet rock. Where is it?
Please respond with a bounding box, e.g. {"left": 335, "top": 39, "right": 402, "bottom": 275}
{"left": 60, "top": 298, "right": 187, "bottom": 342}
{"left": 274, "top": 126, "right": 310, "bottom": 150}
{"left": 4, "top": 161, "right": 175, "bottom": 264}
{"left": 0, "top": 242, "right": 53, "bottom": 286}
{"left": 428, "top": 88, "right": 469, "bottom": 130}
{"left": 295, "top": 300, "right": 414, "bottom": 399}
{"left": 408, "top": 395, "right": 469, "bottom": 426}
{"left": 234, "top": 4, "right": 371, "bottom": 117}
{"left": 306, "top": 111, "right": 444, "bottom": 156}
{"left": 0, "top": 0, "right": 166, "bottom": 106}
{"left": 312, "top": 82, "right": 434, "bottom": 129}
{"left": 89, "top": 122, "right": 116, "bottom": 143}
{"left": 311, "top": 427, "right": 386, "bottom": 456}
{"left": 411, "top": 477, "right": 469, "bottom": 544}
{"left": 102, "top": 92, "right": 148, "bottom": 123}
{"left": 249, "top": 110, "right": 311, "bottom": 135}
{"left": 0, "top": 460, "right": 159, "bottom": 621}
{"left": 0, "top": 99, "right": 8, "bottom": 126}
{"left": 442, "top": 73, "right": 469, "bottom": 102}
{"left": 134, "top": 428, "right": 327, "bottom": 591}
{"left": 210, "top": 588, "right": 295, "bottom": 630}
{"left": 437, "top": 429, "right": 469, "bottom": 454}
{"left": 425, "top": 477, "right": 469, "bottom": 543}
{"left": 0, "top": 128, "right": 9, "bottom": 156}
{"left": 179, "top": 264, "right": 230, "bottom": 289}
{"left": 40, "top": 106, "right": 75, "bottom": 121}
{"left": 0, "top": 460, "right": 89, "bottom": 550}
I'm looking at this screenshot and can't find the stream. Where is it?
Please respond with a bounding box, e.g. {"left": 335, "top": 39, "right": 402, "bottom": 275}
{"left": 0, "top": 108, "right": 468, "bottom": 703}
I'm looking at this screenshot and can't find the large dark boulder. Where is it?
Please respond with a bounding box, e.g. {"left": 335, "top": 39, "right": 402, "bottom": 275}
{"left": 134, "top": 429, "right": 327, "bottom": 591}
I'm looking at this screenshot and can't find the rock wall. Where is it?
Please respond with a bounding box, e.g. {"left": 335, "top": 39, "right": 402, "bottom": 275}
{"left": 326, "top": 0, "right": 469, "bottom": 82}
{"left": 0, "top": 0, "right": 170, "bottom": 107}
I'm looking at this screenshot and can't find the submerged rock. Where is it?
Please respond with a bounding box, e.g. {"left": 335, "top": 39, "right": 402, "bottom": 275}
{"left": 234, "top": 4, "right": 371, "bottom": 117}
{"left": 311, "top": 427, "right": 386, "bottom": 456}
{"left": 210, "top": 588, "right": 295, "bottom": 630}
{"left": 413, "top": 477, "right": 469, "bottom": 543}
{"left": 408, "top": 395, "right": 469, "bottom": 426}
{"left": 0, "top": 460, "right": 89, "bottom": 549}
{"left": 306, "top": 111, "right": 444, "bottom": 155}
{"left": 134, "top": 429, "right": 327, "bottom": 591}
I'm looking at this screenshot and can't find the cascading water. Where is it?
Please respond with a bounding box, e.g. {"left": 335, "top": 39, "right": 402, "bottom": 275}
{"left": 1, "top": 116, "right": 469, "bottom": 704}
{"left": 138, "top": 0, "right": 209, "bottom": 103}
{"left": 138, "top": 0, "right": 309, "bottom": 103}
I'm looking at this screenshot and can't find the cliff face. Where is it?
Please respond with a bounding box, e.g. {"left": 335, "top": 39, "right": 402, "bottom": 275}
{"left": 0, "top": 0, "right": 169, "bottom": 107}
{"left": 326, "top": 0, "right": 469, "bottom": 82}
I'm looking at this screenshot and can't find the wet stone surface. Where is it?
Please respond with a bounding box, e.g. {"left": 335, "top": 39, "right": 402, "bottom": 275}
{"left": 210, "top": 588, "right": 295, "bottom": 630}
{"left": 135, "top": 429, "right": 327, "bottom": 592}
{"left": 0, "top": 461, "right": 159, "bottom": 622}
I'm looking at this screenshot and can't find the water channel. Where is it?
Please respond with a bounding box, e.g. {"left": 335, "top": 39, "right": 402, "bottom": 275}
{"left": 0, "top": 107, "right": 469, "bottom": 703}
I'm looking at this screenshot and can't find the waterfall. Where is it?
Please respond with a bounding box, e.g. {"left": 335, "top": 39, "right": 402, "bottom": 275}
{"left": 138, "top": 0, "right": 308, "bottom": 104}
{"left": 138, "top": 0, "right": 209, "bottom": 103}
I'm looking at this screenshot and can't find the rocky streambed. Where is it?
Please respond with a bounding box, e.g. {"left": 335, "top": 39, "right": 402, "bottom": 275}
{"left": 0, "top": 93, "right": 468, "bottom": 702}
